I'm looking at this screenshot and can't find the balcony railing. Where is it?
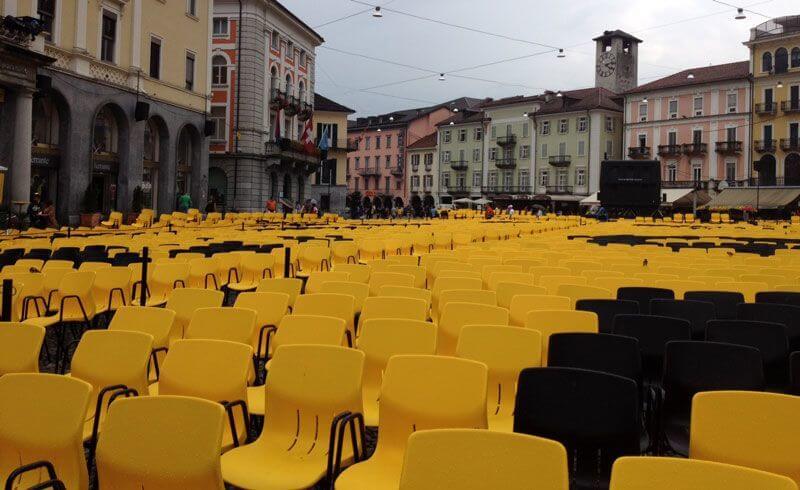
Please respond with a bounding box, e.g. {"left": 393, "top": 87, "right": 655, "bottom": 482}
{"left": 754, "top": 140, "right": 777, "bottom": 153}
{"left": 628, "top": 146, "right": 651, "bottom": 159}
{"left": 496, "top": 135, "right": 517, "bottom": 146}
{"left": 657, "top": 144, "right": 682, "bottom": 156}
{"left": 662, "top": 180, "right": 709, "bottom": 190}
{"left": 780, "top": 138, "right": 800, "bottom": 151}
{"left": 781, "top": 100, "right": 800, "bottom": 113}
{"left": 264, "top": 138, "right": 320, "bottom": 166}
{"left": 495, "top": 158, "right": 517, "bottom": 169}
{"left": 548, "top": 155, "right": 571, "bottom": 167}
{"left": 450, "top": 160, "right": 469, "bottom": 171}
{"left": 269, "top": 88, "right": 288, "bottom": 110}
{"left": 424, "top": 165, "right": 433, "bottom": 172}
{"left": 481, "top": 186, "right": 533, "bottom": 194}
{"left": 715, "top": 141, "right": 743, "bottom": 154}
{"left": 755, "top": 102, "right": 778, "bottom": 115}
{"left": 445, "top": 185, "right": 470, "bottom": 194}
{"left": 411, "top": 164, "right": 419, "bottom": 173}
{"left": 682, "top": 143, "right": 708, "bottom": 155}
{"left": 390, "top": 166, "right": 404, "bottom": 177}
{"left": 546, "top": 185, "right": 574, "bottom": 195}
{"left": 746, "top": 177, "right": 800, "bottom": 186}
{"left": 358, "top": 167, "right": 381, "bottom": 177}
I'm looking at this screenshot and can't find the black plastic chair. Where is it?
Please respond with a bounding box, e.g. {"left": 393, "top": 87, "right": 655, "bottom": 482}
{"left": 684, "top": 291, "right": 744, "bottom": 320}
{"left": 755, "top": 291, "right": 800, "bottom": 308}
{"left": 575, "top": 299, "right": 640, "bottom": 334}
{"left": 514, "top": 367, "right": 640, "bottom": 489}
{"left": 706, "top": 319, "right": 789, "bottom": 391}
{"left": 24, "top": 249, "right": 51, "bottom": 261}
{"left": 50, "top": 247, "right": 81, "bottom": 263}
{"left": 613, "top": 314, "right": 692, "bottom": 387}
{"left": 617, "top": 287, "right": 674, "bottom": 315}
{"left": 548, "top": 333, "right": 642, "bottom": 386}
{"left": 737, "top": 302, "right": 800, "bottom": 351}
{"left": 661, "top": 341, "right": 764, "bottom": 456}
{"left": 791, "top": 351, "right": 800, "bottom": 396}
{"left": 111, "top": 253, "right": 145, "bottom": 267}
{"left": 83, "top": 245, "right": 107, "bottom": 255}
{"left": 650, "top": 299, "right": 716, "bottom": 340}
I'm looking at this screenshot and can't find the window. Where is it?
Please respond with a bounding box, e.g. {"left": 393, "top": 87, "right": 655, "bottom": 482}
{"left": 638, "top": 134, "right": 647, "bottom": 148}
{"left": 539, "top": 170, "right": 549, "bottom": 186}
{"left": 693, "top": 96, "right": 703, "bottom": 116}
{"left": 520, "top": 145, "right": 530, "bottom": 159}
{"left": 441, "top": 172, "right": 450, "bottom": 188}
{"left": 727, "top": 92, "right": 738, "bottom": 113}
{"left": 558, "top": 119, "right": 569, "bottom": 134}
{"left": 149, "top": 37, "right": 161, "bottom": 79}
{"left": 385, "top": 177, "right": 390, "bottom": 192}
{"left": 456, "top": 174, "right": 466, "bottom": 188}
{"left": 503, "top": 171, "right": 513, "bottom": 191}
{"left": 667, "top": 163, "right": 677, "bottom": 182}
{"left": 37, "top": 0, "right": 55, "bottom": 42}
{"left": 354, "top": 177, "right": 360, "bottom": 191}
{"left": 365, "top": 137, "right": 371, "bottom": 150}
{"left": 669, "top": 99, "right": 678, "bottom": 118}
{"left": 101, "top": 10, "right": 117, "bottom": 63}
{"left": 424, "top": 153, "right": 433, "bottom": 167}
{"left": 762, "top": 51, "right": 773, "bottom": 72}
{"left": 692, "top": 129, "right": 702, "bottom": 144}
{"left": 386, "top": 135, "right": 392, "bottom": 148}
{"left": 474, "top": 127, "right": 482, "bottom": 140}
{"left": 472, "top": 172, "right": 481, "bottom": 187}
{"left": 727, "top": 127, "right": 737, "bottom": 142}
{"left": 558, "top": 142, "right": 567, "bottom": 156}
{"left": 489, "top": 148, "right": 497, "bottom": 160}
{"left": 375, "top": 136, "right": 381, "bottom": 149}
{"left": 668, "top": 131, "right": 677, "bottom": 146}
{"left": 488, "top": 172, "right": 497, "bottom": 188}
{"left": 692, "top": 164, "right": 702, "bottom": 182}
{"left": 212, "top": 17, "right": 229, "bottom": 36}
{"left": 541, "top": 144, "right": 548, "bottom": 158}
{"left": 299, "top": 50, "right": 307, "bottom": 68}
{"left": 210, "top": 106, "right": 226, "bottom": 141}
{"left": 186, "top": 0, "right": 197, "bottom": 16}
{"left": 577, "top": 141, "right": 585, "bottom": 156}
{"left": 792, "top": 48, "right": 800, "bottom": 69}
{"left": 365, "top": 156, "right": 370, "bottom": 168}
{"left": 411, "top": 176, "right": 419, "bottom": 189}
{"left": 605, "top": 116, "right": 614, "bottom": 132}
{"left": 639, "top": 102, "right": 648, "bottom": 122}
{"left": 577, "top": 117, "right": 587, "bottom": 132}
{"left": 211, "top": 56, "right": 228, "bottom": 86}
{"left": 473, "top": 148, "right": 481, "bottom": 162}
{"left": 354, "top": 157, "right": 360, "bottom": 169}
{"left": 185, "top": 52, "right": 196, "bottom": 91}
{"left": 605, "top": 140, "right": 613, "bottom": 159}
{"left": 285, "top": 74, "right": 293, "bottom": 97}
{"left": 458, "top": 129, "right": 467, "bottom": 142}
{"left": 541, "top": 121, "right": 550, "bottom": 135}
{"left": 576, "top": 168, "right": 586, "bottom": 187}
{"left": 443, "top": 130, "right": 451, "bottom": 143}
{"left": 491, "top": 126, "right": 496, "bottom": 139}
{"left": 776, "top": 48, "right": 789, "bottom": 74}
{"left": 385, "top": 155, "right": 391, "bottom": 169}
{"left": 271, "top": 31, "right": 280, "bottom": 50}
{"left": 441, "top": 151, "right": 451, "bottom": 163}
{"left": 423, "top": 175, "right": 433, "bottom": 188}
{"left": 523, "top": 123, "right": 529, "bottom": 138}
{"left": 520, "top": 170, "right": 530, "bottom": 188}
{"left": 726, "top": 160, "right": 737, "bottom": 182}
{"left": 286, "top": 41, "right": 294, "bottom": 61}
{"left": 763, "top": 124, "right": 773, "bottom": 142}
{"left": 411, "top": 154, "right": 420, "bottom": 168}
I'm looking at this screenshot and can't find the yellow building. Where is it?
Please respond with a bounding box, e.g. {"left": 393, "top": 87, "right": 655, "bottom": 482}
{"left": 310, "top": 93, "right": 354, "bottom": 212}
{"left": 745, "top": 16, "right": 800, "bottom": 186}
{"left": 0, "top": 0, "right": 212, "bottom": 222}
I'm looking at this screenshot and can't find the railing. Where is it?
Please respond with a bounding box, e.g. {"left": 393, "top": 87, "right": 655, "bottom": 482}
{"left": 657, "top": 144, "right": 682, "bottom": 156}
{"left": 264, "top": 139, "right": 320, "bottom": 165}
{"left": 715, "top": 141, "right": 743, "bottom": 154}
{"left": 390, "top": 166, "right": 404, "bottom": 176}
{"left": 269, "top": 88, "right": 287, "bottom": 109}
{"left": 410, "top": 164, "right": 419, "bottom": 173}
{"left": 628, "top": 146, "right": 651, "bottom": 159}
{"left": 548, "top": 155, "right": 571, "bottom": 167}
{"left": 546, "top": 185, "right": 574, "bottom": 195}
{"left": 424, "top": 165, "right": 433, "bottom": 172}
{"left": 755, "top": 102, "right": 778, "bottom": 115}
{"left": 746, "top": 177, "right": 800, "bottom": 186}
{"left": 358, "top": 167, "right": 381, "bottom": 177}
{"left": 495, "top": 158, "right": 517, "bottom": 169}
{"left": 780, "top": 138, "right": 800, "bottom": 151}
{"left": 450, "top": 160, "right": 469, "bottom": 171}
{"left": 754, "top": 139, "right": 777, "bottom": 153}
{"left": 445, "top": 185, "right": 470, "bottom": 194}
{"left": 682, "top": 143, "right": 708, "bottom": 155}
{"left": 661, "top": 180, "right": 709, "bottom": 190}
{"left": 782, "top": 100, "right": 800, "bottom": 113}
{"left": 496, "top": 135, "right": 517, "bottom": 146}
{"left": 481, "top": 186, "right": 533, "bottom": 194}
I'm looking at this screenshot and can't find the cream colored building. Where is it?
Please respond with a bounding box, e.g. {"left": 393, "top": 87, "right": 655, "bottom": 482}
{"left": 309, "top": 93, "right": 354, "bottom": 212}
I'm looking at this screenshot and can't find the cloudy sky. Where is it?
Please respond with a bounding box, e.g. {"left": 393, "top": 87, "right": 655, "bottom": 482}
{"left": 289, "top": 0, "right": 797, "bottom": 116}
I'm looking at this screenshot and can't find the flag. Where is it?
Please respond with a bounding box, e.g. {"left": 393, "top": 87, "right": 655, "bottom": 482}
{"left": 301, "top": 118, "right": 314, "bottom": 153}
{"left": 318, "top": 126, "right": 330, "bottom": 152}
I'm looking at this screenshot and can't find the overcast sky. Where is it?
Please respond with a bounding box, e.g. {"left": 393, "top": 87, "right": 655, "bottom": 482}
{"left": 288, "top": 0, "right": 797, "bottom": 116}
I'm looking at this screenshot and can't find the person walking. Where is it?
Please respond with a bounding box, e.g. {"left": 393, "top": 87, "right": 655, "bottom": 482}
{"left": 177, "top": 192, "right": 192, "bottom": 213}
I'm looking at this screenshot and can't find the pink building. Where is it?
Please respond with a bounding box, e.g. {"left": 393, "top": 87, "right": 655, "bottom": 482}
{"left": 624, "top": 62, "right": 751, "bottom": 187}
{"left": 346, "top": 98, "right": 480, "bottom": 208}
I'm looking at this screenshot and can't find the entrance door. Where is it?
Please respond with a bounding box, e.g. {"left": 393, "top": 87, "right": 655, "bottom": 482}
{"left": 792, "top": 86, "right": 800, "bottom": 111}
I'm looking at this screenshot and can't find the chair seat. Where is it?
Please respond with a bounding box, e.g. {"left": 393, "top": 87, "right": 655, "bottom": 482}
{"left": 23, "top": 315, "right": 60, "bottom": 328}
{"left": 148, "top": 382, "right": 159, "bottom": 396}
{"left": 222, "top": 440, "right": 338, "bottom": 490}
{"left": 228, "top": 281, "right": 258, "bottom": 292}
{"left": 487, "top": 414, "right": 514, "bottom": 433}
{"left": 247, "top": 385, "right": 264, "bottom": 416}
{"left": 335, "top": 453, "right": 403, "bottom": 490}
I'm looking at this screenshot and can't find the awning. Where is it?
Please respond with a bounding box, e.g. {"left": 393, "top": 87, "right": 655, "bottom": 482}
{"left": 702, "top": 187, "right": 800, "bottom": 210}
{"left": 579, "top": 189, "right": 710, "bottom": 207}
{"left": 549, "top": 194, "right": 586, "bottom": 202}
{"left": 580, "top": 192, "right": 599, "bottom": 206}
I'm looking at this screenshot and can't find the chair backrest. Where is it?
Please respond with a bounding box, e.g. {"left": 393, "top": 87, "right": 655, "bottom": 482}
{"left": 399, "top": 429, "right": 569, "bottom": 490}
{"left": 524, "top": 310, "right": 598, "bottom": 364}
{"left": 690, "top": 391, "right": 800, "bottom": 486}
{"left": 509, "top": 294, "right": 571, "bottom": 326}
{"left": 368, "top": 272, "right": 414, "bottom": 296}
{"left": 756, "top": 291, "right": 800, "bottom": 308}
{"left": 108, "top": 306, "right": 176, "bottom": 349}
{"left": 359, "top": 296, "right": 428, "bottom": 331}
{"left": 305, "top": 271, "right": 350, "bottom": 294}
{"left": 791, "top": 351, "right": 800, "bottom": 395}
{"left": 293, "top": 293, "right": 356, "bottom": 342}
{"left": 684, "top": 291, "right": 744, "bottom": 320}
{"left": 96, "top": 396, "right": 225, "bottom": 490}
{"left": 486, "top": 272, "right": 534, "bottom": 291}
{"left": 333, "top": 263, "right": 371, "bottom": 283}
{"left": 612, "top": 314, "right": 692, "bottom": 385}
{"left": 378, "top": 285, "right": 432, "bottom": 310}
{"left": 165, "top": 288, "right": 225, "bottom": 341}
{"left": 387, "top": 265, "right": 426, "bottom": 289}
{"left": 437, "top": 302, "right": 509, "bottom": 355}
{"left": 557, "top": 284, "right": 614, "bottom": 307}
{"left": 538, "top": 275, "right": 587, "bottom": 295}
{"left": 714, "top": 281, "right": 769, "bottom": 303}
{"left": 437, "top": 289, "right": 496, "bottom": 320}
{"left": 575, "top": 299, "right": 639, "bottom": 334}
{"left": 650, "top": 299, "right": 716, "bottom": 340}
{"left": 706, "top": 319, "right": 790, "bottom": 389}
{"left": 514, "top": 367, "right": 640, "bottom": 485}
{"left": 0, "top": 373, "right": 92, "bottom": 490}
{"left": 0, "top": 322, "right": 45, "bottom": 375}
{"left": 185, "top": 307, "right": 257, "bottom": 347}
{"left": 737, "top": 302, "right": 800, "bottom": 351}
{"left": 255, "top": 278, "right": 303, "bottom": 307}
{"left": 233, "top": 292, "right": 290, "bottom": 329}
{"left": 610, "top": 456, "right": 798, "bottom": 490}
{"left": 320, "top": 281, "right": 370, "bottom": 313}
{"left": 159, "top": 339, "right": 251, "bottom": 401}
{"left": 548, "top": 333, "right": 641, "bottom": 386}
{"left": 92, "top": 266, "right": 133, "bottom": 311}
{"left": 617, "top": 287, "right": 675, "bottom": 314}
{"left": 496, "top": 283, "right": 547, "bottom": 310}
{"left": 271, "top": 314, "right": 347, "bottom": 354}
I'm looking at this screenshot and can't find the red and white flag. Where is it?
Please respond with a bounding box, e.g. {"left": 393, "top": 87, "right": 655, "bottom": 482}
{"left": 300, "top": 118, "right": 314, "bottom": 152}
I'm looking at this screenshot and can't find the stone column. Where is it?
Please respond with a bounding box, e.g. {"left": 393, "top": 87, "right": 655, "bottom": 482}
{"left": 11, "top": 88, "right": 33, "bottom": 204}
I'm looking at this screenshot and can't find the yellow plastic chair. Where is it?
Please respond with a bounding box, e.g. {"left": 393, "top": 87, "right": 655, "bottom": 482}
{"left": 187, "top": 257, "right": 222, "bottom": 290}
{"left": 509, "top": 294, "right": 571, "bottom": 327}
{"left": 358, "top": 296, "right": 428, "bottom": 333}
{"left": 560, "top": 260, "right": 604, "bottom": 276}
{"left": 222, "top": 345, "right": 365, "bottom": 489}
{"left": 164, "top": 288, "right": 224, "bottom": 343}
{"left": 108, "top": 306, "right": 175, "bottom": 355}
{"left": 437, "top": 289, "right": 497, "bottom": 321}
{"left": 714, "top": 281, "right": 769, "bottom": 303}
{"left": 332, "top": 241, "right": 359, "bottom": 265}
{"left": 431, "top": 276, "right": 482, "bottom": 319}
{"left": 228, "top": 254, "right": 275, "bottom": 292}
{"left": 487, "top": 272, "right": 534, "bottom": 291}
{"left": 0, "top": 373, "right": 92, "bottom": 490}
{"left": 357, "top": 318, "right": 437, "bottom": 426}
{"left": 592, "top": 277, "right": 645, "bottom": 295}
{"left": 294, "top": 293, "right": 356, "bottom": 346}
{"left": 556, "top": 284, "right": 613, "bottom": 307}
{"left": 437, "top": 302, "right": 509, "bottom": 356}
{"left": 378, "top": 286, "right": 432, "bottom": 312}
{"left": 456, "top": 325, "right": 541, "bottom": 432}
{"left": 495, "top": 283, "right": 547, "bottom": 310}
{"left": 92, "top": 267, "right": 132, "bottom": 315}
{"left": 479, "top": 265, "right": 523, "bottom": 288}
{"left": 610, "top": 456, "right": 797, "bottom": 490}
{"left": 399, "top": 429, "right": 569, "bottom": 490}
{"left": 256, "top": 277, "right": 303, "bottom": 308}
{"left": 233, "top": 292, "right": 290, "bottom": 358}
{"left": 185, "top": 307, "right": 257, "bottom": 347}
{"left": 654, "top": 280, "right": 706, "bottom": 300}
{"left": 538, "top": 275, "right": 588, "bottom": 295}
{"left": 333, "top": 263, "right": 371, "bottom": 283}
{"left": 524, "top": 310, "right": 598, "bottom": 364}
{"left": 296, "top": 246, "right": 331, "bottom": 277}
{"left": 690, "top": 391, "right": 800, "bottom": 486}
{"left": 321, "top": 281, "right": 370, "bottom": 314}
{"left": 738, "top": 274, "right": 785, "bottom": 290}
{"left": 0, "top": 322, "right": 45, "bottom": 375}
{"left": 368, "top": 272, "right": 415, "bottom": 296}
{"left": 387, "top": 265, "right": 426, "bottom": 289}
{"left": 529, "top": 266, "right": 571, "bottom": 282}
{"left": 44, "top": 260, "right": 75, "bottom": 271}
{"left": 335, "top": 355, "right": 488, "bottom": 489}
{"left": 305, "top": 271, "right": 351, "bottom": 294}
{"left": 142, "top": 263, "right": 190, "bottom": 306}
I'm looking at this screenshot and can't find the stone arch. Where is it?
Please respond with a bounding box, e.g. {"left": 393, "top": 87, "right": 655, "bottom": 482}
{"left": 143, "top": 114, "right": 169, "bottom": 211}
{"left": 270, "top": 170, "right": 279, "bottom": 199}
{"left": 90, "top": 102, "right": 130, "bottom": 213}
{"left": 785, "top": 153, "right": 800, "bottom": 186}
{"left": 208, "top": 166, "right": 227, "bottom": 207}
{"left": 758, "top": 154, "right": 777, "bottom": 186}
{"left": 32, "top": 87, "right": 70, "bottom": 212}
{"left": 175, "top": 124, "right": 202, "bottom": 205}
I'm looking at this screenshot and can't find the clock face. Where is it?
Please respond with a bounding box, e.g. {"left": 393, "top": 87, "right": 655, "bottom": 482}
{"left": 597, "top": 51, "right": 617, "bottom": 78}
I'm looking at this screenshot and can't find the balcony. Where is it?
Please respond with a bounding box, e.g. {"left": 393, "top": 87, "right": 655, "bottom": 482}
{"left": 390, "top": 166, "right": 404, "bottom": 177}
{"left": 496, "top": 135, "right": 517, "bottom": 146}
{"left": 780, "top": 138, "right": 800, "bottom": 152}
{"left": 450, "top": 160, "right": 469, "bottom": 171}
{"left": 445, "top": 184, "right": 470, "bottom": 195}
{"left": 411, "top": 164, "right": 419, "bottom": 173}
{"left": 284, "top": 95, "right": 300, "bottom": 116}
{"left": 546, "top": 185, "right": 574, "bottom": 195}
{"left": 782, "top": 100, "right": 800, "bottom": 113}
{"left": 264, "top": 139, "right": 320, "bottom": 168}
{"left": 298, "top": 101, "right": 313, "bottom": 121}
{"left": 495, "top": 158, "right": 517, "bottom": 169}
{"left": 657, "top": 144, "right": 682, "bottom": 157}
{"left": 755, "top": 102, "right": 778, "bottom": 115}
{"left": 358, "top": 167, "right": 381, "bottom": 177}
{"left": 481, "top": 186, "right": 533, "bottom": 195}
{"left": 628, "top": 146, "right": 651, "bottom": 159}
{"left": 548, "top": 155, "right": 572, "bottom": 167}
{"left": 682, "top": 143, "right": 708, "bottom": 156}
{"left": 754, "top": 140, "right": 777, "bottom": 153}
{"left": 269, "top": 88, "right": 288, "bottom": 110}
{"left": 662, "top": 180, "right": 709, "bottom": 190}
{"left": 715, "top": 141, "right": 743, "bottom": 154}
{"left": 424, "top": 164, "right": 433, "bottom": 172}
{"left": 746, "top": 177, "right": 800, "bottom": 187}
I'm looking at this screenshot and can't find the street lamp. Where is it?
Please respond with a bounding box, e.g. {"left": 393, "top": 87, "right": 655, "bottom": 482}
{"left": 557, "top": 49, "right": 565, "bottom": 58}
{"left": 439, "top": 73, "right": 446, "bottom": 81}
{"left": 372, "top": 6, "right": 383, "bottom": 17}
{"left": 735, "top": 8, "right": 746, "bottom": 20}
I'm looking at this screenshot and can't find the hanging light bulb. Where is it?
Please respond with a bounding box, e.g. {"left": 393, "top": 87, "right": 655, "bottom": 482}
{"left": 735, "top": 8, "right": 746, "bottom": 20}
{"left": 557, "top": 49, "right": 565, "bottom": 58}
{"left": 439, "top": 73, "right": 446, "bottom": 81}
{"left": 372, "top": 6, "right": 383, "bottom": 17}
{"left": 556, "top": 91, "right": 563, "bottom": 98}
{"left": 389, "top": 116, "right": 394, "bottom": 121}
{"left": 778, "top": 81, "right": 784, "bottom": 89}
{"left": 449, "top": 121, "right": 455, "bottom": 125}
{"left": 687, "top": 72, "right": 695, "bottom": 79}
{"left": 377, "top": 128, "right": 382, "bottom": 132}
{"left": 642, "top": 97, "right": 648, "bottom": 103}
{"left": 523, "top": 112, "right": 529, "bottom": 117}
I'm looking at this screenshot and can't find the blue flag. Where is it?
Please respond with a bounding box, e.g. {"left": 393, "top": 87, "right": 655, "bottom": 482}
{"left": 318, "top": 126, "right": 330, "bottom": 151}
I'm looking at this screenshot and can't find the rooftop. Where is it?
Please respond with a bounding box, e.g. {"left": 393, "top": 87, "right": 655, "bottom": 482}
{"left": 535, "top": 87, "right": 624, "bottom": 115}
{"left": 749, "top": 16, "right": 800, "bottom": 42}
{"left": 592, "top": 29, "right": 643, "bottom": 43}
{"left": 348, "top": 97, "right": 483, "bottom": 130}
{"left": 436, "top": 110, "right": 487, "bottom": 127}
{"left": 271, "top": 0, "right": 325, "bottom": 44}
{"left": 480, "top": 94, "right": 544, "bottom": 109}
{"left": 314, "top": 93, "right": 355, "bottom": 114}
{"left": 407, "top": 132, "right": 438, "bottom": 150}
{"left": 625, "top": 61, "right": 750, "bottom": 95}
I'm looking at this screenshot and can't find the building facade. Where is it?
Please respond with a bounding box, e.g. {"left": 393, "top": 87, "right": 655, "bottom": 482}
{"left": 624, "top": 62, "right": 751, "bottom": 188}
{"left": 308, "top": 93, "right": 354, "bottom": 213}
{"left": 210, "top": 0, "right": 323, "bottom": 211}
{"left": 745, "top": 16, "right": 800, "bottom": 186}
{"left": 437, "top": 110, "right": 488, "bottom": 204}
{"left": 2, "top": 0, "right": 212, "bottom": 223}
{"left": 406, "top": 132, "right": 437, "bottom": 208}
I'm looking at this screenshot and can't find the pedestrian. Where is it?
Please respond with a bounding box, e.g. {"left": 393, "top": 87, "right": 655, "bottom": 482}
{"left": 485, "top": 204, "right": 494, "bottom": 220}
{"left": 38, "top": 199, "right": 58, "bottom": 229}
{"left": 178, "top": 191, "right": 192, "bottom": 213}
{"left": 27, "top": 193, "right": 42, "bottom": 227}
{"left": 507, "top": 205, "right": 515, "bottom": 219}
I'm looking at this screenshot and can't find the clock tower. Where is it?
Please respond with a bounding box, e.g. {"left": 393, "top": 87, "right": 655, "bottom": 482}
{"left": 593, "top": 30, "right": 642, "bottom": 94}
